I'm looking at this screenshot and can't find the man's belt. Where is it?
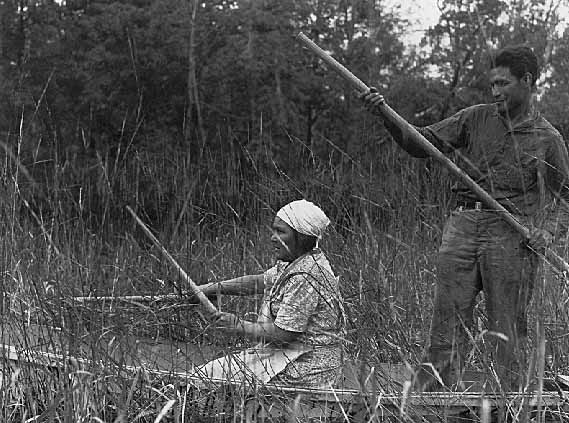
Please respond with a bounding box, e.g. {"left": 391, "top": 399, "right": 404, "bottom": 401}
{"left": 456, "top": 200, "right": 520, "bottom": 214}
{"left": 456, "top": 200, "right": 483, "bottom": 211}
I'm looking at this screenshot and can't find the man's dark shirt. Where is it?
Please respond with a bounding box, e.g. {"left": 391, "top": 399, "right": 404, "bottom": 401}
{"left": 394, "top": 103, "right": 569, "bottom": 233}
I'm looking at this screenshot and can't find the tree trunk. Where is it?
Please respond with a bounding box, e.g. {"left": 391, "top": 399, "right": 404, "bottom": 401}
{"left": 186, "top": 0, "right": 205, "bottom": 147}
{"left": 17, "top": 0, "right": 28, "bottom": 70}
{"left": 246, "top": 0, "right": 257, "bottom": 137}
{"left": 274, "top": 59, "right": 286, "bottom": 126}
{"left": 306, "top": 102, "right": 313, "bottom": 148}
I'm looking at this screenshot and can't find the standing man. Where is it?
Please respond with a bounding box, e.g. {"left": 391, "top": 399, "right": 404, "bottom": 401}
{"left": 362, "top": 45, "right": 569, "bottom": 391}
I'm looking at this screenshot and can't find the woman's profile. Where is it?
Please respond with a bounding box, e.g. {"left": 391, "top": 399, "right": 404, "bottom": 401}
{"left": 195, "top": 199, "right": 344, "bottom": 388}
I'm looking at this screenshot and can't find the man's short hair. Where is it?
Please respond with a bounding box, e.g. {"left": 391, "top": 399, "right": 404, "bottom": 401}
{"left": 491, "top": 45, "right": 539, "bottom": 87}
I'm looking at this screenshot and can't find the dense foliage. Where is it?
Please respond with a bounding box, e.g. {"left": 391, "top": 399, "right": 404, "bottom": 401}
{"left": 1, "top": 0, "right": 567, "bottom": 238}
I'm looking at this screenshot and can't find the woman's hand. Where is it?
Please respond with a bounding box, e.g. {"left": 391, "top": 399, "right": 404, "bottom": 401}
{"left": 200, "top": 282, "right": 218, "bottom": 296}
{"left": 214, "top": 312, "right": 243, "bottom": 331}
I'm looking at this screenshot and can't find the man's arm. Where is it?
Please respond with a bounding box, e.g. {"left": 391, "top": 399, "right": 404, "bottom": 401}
{"left": 361, "top": 91, "right": 430, "bottom": 157}
{"left": 201, "top": 274, "right": 265, "bottom": 296}
{"left": 530, "top": 133, "right": 569, "bottom": 250}
{"left": 360, "top": 90, "right": 466, "bottom": 158}
{"left": 545, "top": 135, "right": 569, "bottom": 200}
{"left": 545, "top": 136, "right": 569, "bottom": 232}
{"left": 382, "top": 115, "right": 433, "bottom": 158}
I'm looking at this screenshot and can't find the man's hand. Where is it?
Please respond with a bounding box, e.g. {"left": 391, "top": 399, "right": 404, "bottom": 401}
{"left": 527, "top": 227, "right": 553, "bottom": 252}
{"left": 359, "top": 87, "right": 385, "bottom": 116}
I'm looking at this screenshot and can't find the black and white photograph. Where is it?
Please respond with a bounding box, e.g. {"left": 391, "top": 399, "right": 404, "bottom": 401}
{"left": 1, "top": 0, "right": 569, "bottom": 421}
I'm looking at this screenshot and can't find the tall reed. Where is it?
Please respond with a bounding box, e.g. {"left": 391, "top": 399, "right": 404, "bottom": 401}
{"left": 0, "top": 115, "right": 567, "bottom": 421}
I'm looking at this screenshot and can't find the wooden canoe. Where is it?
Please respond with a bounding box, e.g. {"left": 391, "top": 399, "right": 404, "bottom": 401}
{"left": 2, "top": 339, "right": 569, "bottom": 422}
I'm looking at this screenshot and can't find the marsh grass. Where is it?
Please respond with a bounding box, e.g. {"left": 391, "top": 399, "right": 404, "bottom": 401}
{"left": 0, "top": 120, "right": 568, "bottom": 422}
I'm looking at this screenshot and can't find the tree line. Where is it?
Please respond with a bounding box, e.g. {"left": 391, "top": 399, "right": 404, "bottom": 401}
{"left": 1, "top": 0, "right": 569, "bottom": 242}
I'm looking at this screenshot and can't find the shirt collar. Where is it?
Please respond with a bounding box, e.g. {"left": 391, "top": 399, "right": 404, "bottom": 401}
{"left": 492, "top": 105, "right": 542, "bottom": 132}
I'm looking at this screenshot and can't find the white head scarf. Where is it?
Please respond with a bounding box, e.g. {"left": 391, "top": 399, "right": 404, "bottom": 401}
{"left": 276, "top": 199, "right": 330, "bottom": 242}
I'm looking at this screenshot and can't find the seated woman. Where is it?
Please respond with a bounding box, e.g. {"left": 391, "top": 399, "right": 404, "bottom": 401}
{"left": 195, "top": 199, "right": 344, "bottom": 388}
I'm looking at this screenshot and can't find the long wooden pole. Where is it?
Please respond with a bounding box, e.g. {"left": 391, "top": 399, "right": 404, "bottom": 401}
{"left": 72, "top": 293, "right": 198, "bottom": 303}
{"left": 296, "top": 32, "right": 569, "bottom": 275}
{"left": 126, "top": 206, "right": 218, "bottom": 315}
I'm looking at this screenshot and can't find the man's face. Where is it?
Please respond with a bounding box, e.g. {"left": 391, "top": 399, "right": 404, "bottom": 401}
{"left": 489, "top": 66, "right": 531, "bottom": 119}
{"left": 270, "top": 216, "right": 298, "bottom": 262}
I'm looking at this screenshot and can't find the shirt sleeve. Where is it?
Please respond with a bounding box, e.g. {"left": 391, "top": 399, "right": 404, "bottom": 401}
{"left": 273, "top": 273, "right": 319, "bottom": 333}
{"left": 380, "top": 106, "right": 468, "bottom": 157}
{"left": 263, "top": 264, "right": 280, "bottom": 297}
{"left": 421, "top": 107, "right": 470, "bottom": 153}
{"left": 545, "top": 135, "right": 569, "bottom": 199}
{"left": 541, "top": 134, "right": 569, "bottom": 236}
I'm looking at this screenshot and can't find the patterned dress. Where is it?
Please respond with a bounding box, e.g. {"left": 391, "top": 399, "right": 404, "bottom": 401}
{"left": 258, "top": 249, "right": 344, "bottom": 388}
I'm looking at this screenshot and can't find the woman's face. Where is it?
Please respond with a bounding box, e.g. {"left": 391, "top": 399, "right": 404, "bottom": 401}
{"left": 271, "top": 216, "right": 298, "bottom": 262}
